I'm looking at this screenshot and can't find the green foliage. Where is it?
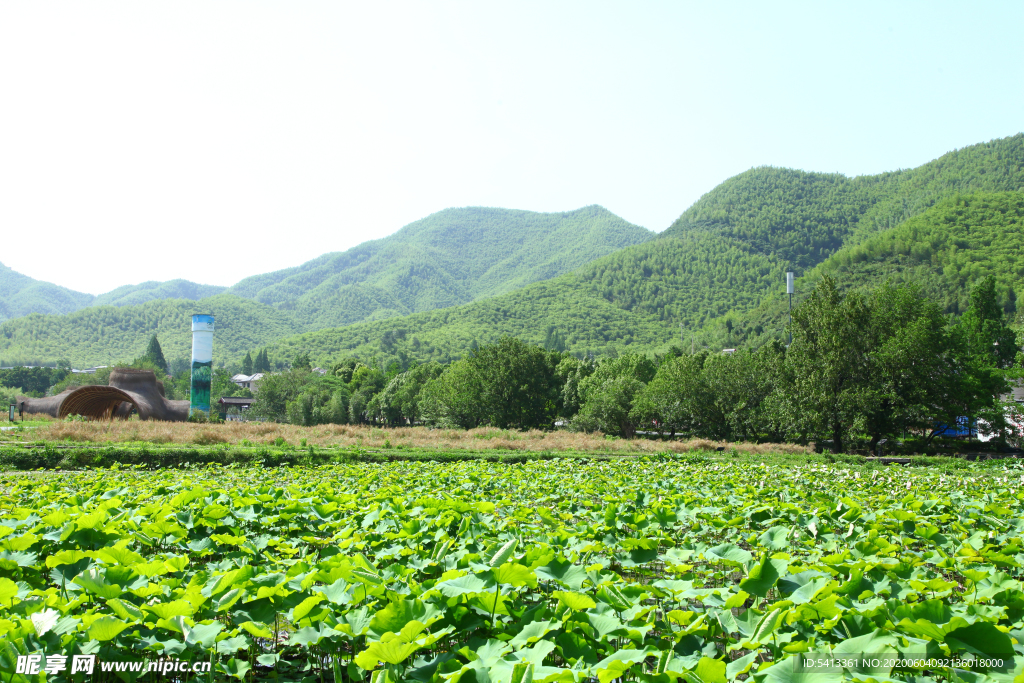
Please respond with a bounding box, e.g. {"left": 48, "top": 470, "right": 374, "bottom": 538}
{"left": 241, "top": 351, "right": 253, "bottom": 375}
{"left": 366, "top": 362, "right": 444, "bottom": 425}
{"left": 787, "top": 275, "right": 875, "bottom": 453}
{"left": 419, "top": 359, "right": 487, "bottom": 428}
{"left": 572, "top": 353, "right": 656, "bottom": 437}
{"left": 0, "top": 261, "right": 92, "bottom": 322}
{"left": 665, "top": 134, "right": 1024, "bottom": 265}
{"left": 254, "top": 137, "right": 1024, "bottom": 365}
{"left": 253, "top": 348, "right": 272, "bottom": 373}
{"left": 596, "top": 276, "right": 1019, "bottom": 451}
{"left": 3, "top": 137, "right": 1024, "bottom": 369}
{"left": 0, "top": 262, "right": 223, "bottom": 323}
{"left": 227, "top": 205, "right": 652, "bottom": 329}
{"left": 633, "top": 345, "right": 787, "bottom": 441}
{"left": 287, "top": 375, "right": 352, "bottom": 427}
{"left": 248, "top": 368, "right": 315, "bottom": 422}
{"left": 292, "top": 351, "right": 312, "bottom": 371}
{"left": 138, "top": 334, "right": 168, "bottom": 374}
{"left": 0, "top": 294, "right": 296, "bottom": 368}
{"left": 91, "top": 279, "right": 226, "bottom": 307}
{"left": 0, "top": 366, "right": 69, "bottom": 398}
{"left": 0, "top": 385, "right": 23, "bottom": 407}
{"left": 0, "top": 459, "right": 1018, "bottom": 680}
{"left": 467, "top": 338, "right": 563, "bottom": 429}
{"left": 420, "top": 338, "right": 562, "bottom": 429}
{"left": 738, "top": 191, "right": 1024, "bottom": 349}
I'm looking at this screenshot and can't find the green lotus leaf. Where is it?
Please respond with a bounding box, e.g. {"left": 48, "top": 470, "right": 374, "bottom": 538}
{"left": 86, "top": 615, "right": 129, "bottom": 642}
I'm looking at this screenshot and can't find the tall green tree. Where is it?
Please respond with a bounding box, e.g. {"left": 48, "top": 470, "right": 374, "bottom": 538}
{"left": 420, "top": 360, "right": 486, "bottom": 429}
{"left": 470, "top": 337, "right": 561, "bottom": 429}
{"left": 249, "top": 367, "right": 311, "bottom": 421}
{"left": 573, "top": 353, "right": 656, "bottom": 437}
{"left": 786, "top": 275, "right": 873, "bottom": 453}
{"left": 555, "top": 355, "right": 595, "bottom": 419}
{"left": 861, "top": 282, "right": 949, "bottom": 450}
{"left": 242, "top": 351, "right": 253, "bottom": 376}
{"left": 935, "top": 276, "right": 1017, "bottom": 439}
{"left": 253, "top": 349, "right": 271, "bottom": 373}
{"left": 632, "top": 353, "right": 712, "bottom": 438}
{"left": 420, "top": 338, "right": 560, "bottom": 429}
{"left": 140, "top": 335, "right": 168, "bottom": 374}
{"left": 367, "top": 362, "right": 444, "bottom": 425}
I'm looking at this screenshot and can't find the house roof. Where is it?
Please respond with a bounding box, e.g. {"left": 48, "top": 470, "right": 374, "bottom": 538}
{"left": 218, "top": 397, "right": 254, "bottom": 406}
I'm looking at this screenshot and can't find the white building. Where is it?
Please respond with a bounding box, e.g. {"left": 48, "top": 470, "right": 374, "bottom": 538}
{"left": 230, "top": 373, "right": 264, "bottom": 393}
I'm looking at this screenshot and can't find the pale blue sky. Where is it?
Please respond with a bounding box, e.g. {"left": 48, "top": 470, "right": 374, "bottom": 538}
{"left": 2, "top": 1, "right": 1022, "bottom": 293}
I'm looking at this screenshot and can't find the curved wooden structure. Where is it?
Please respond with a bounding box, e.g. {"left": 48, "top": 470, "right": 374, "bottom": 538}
{"left": 20, "top": 368, "right": 190, "bottom": 422}
{"left": 58, "top": 385, "right": 139, "bottom": 420}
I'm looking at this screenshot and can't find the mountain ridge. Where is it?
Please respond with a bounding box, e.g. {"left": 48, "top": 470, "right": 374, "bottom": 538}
{"left": 0, "top": 204, "right": 651, "bottom": 329}
{"left": 1, "top": 134, "right": 1021, "bottom": 368}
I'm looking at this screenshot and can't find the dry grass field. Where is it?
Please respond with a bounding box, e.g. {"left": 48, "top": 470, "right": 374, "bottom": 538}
{"left": 18, "top": 414, "right": 812, "bottom": 455}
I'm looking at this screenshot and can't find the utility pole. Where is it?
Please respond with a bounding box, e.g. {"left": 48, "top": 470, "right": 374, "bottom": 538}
{"left": 786, "top": 271, "right": 795, "bottom": 345}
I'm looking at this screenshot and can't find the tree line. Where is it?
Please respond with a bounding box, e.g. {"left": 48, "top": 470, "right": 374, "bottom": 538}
{"left": 247, "top": 275, "right": 1021, "bottom": 452}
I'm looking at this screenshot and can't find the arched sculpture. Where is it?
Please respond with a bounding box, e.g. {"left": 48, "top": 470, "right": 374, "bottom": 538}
{"left": 19, "top": 368, "right": 190, "bottom": 422}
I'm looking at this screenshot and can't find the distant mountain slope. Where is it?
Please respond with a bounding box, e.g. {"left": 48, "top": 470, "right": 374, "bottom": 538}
{"left": 0, "top": 294, "right": 296, "bottom": 368}
{"left": 92, "top": 280, "right": 227, "bottom": 307}
{"left": 0, "top": 262, "right": 93, "bottom": 322}
{"left": 663, "top": 134, "right": 1024, "bottom": 267}
{"left": 0, "top": 205, "right": 652, "bottom": 365}
{"left": 3, "top": 136, "right": 1022, "bottom": 368}
{"left": 227, "top": 205, "right": 653, "bottom": 329}
{"left": 0, "top": 262, "right": 228, "bottom": 322}
{"left": 717, "top": 190, "right": 1024, "bottom": 348}
{"left": 257, "top": 136, "right": 1024, "bottom": 364}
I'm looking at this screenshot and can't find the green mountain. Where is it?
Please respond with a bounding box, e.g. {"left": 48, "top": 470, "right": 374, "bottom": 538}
{"left": 0, "top": 295, "right": 296, "bottom": 369}
{"left": 2, "top": 135, "right": 1022, "bottom": 369}
{"left": 0, "top": 262, "right": 93, "bottom": 322}
{"left": 663, "top": 134, "right": 1024, "bottom": 265}
{"left": 250, "top": 136, "right": 1024, "bottom": 364}
{"left": 227, "top": 205, "right": 653, "bottom": 329}
{"left": 0, "top": 262, "right": 226, "bottom": 323}
{"left": 713, "top": 190, "right": 1024, "bottom": 351}
{"left": 92, "top": 280, "right": 227, "bottom": 308}
{"left": 0, "top": 206, "right": 652, "bottom": 366}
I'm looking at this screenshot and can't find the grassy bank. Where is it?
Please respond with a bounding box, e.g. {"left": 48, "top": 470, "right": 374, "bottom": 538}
{"left": 5, "top": 414, "right": 812, "bottom": 455}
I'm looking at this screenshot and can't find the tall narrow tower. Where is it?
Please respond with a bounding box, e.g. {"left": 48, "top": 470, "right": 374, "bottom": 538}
{"left": 190, "top": 314, "right": 215, "bottom": 417}
{"left": 785, "top": 272, "right": 795, "bottom": 345}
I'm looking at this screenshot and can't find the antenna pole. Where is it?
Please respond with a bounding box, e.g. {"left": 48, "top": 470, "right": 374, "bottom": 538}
{"left": 785, "top": 272, "right": 795, "bottom": 346}
{"left": 788, "top": 292, "right": 793, "bottom": 345}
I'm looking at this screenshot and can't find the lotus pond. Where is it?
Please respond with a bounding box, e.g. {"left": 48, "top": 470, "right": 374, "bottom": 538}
{"left": 0, "top": 458, "right": 1021, "bottom": 682}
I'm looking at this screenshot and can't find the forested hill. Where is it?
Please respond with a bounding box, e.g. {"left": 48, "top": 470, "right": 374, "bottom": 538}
{"left": 0, "top": 262, "right": 93, "bottom": 321}
{"left": 0, "top": 263, "right": 226, "bottom": 323}
{"left": 92, "top": 280, "right": 227, "bottom": 308}
{"left": 255, "top": 136, "right": 1024, "bottom": 365}
{"left": 225, "top": 205, "right": 653, "bottom": 329}
{"left": 0, "top": 206, "right": 652, "bottom": 366}
{"left": 0, "top": 206, "right": 649, "bottom": 327}
{"left": 663, "top": 134, "right": 1024, "bottom": 269}
{"left": 2, "top": 135, "right": 1022, "bottom": 367}
{"left": 708, "top": 190, "right": 1024, "bottom": 352}
{"left": 0, "top": 295, "right": 297, "bottom": 368}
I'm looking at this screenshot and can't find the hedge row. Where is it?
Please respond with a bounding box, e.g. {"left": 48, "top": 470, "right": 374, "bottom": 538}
{"left": 0, "top": 445, "right": 643, "bottom": 470}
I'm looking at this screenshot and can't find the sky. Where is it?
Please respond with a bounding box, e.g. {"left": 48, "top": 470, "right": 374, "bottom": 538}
{"left": 2, "top": 1, "right": 1022, "bottom": 295}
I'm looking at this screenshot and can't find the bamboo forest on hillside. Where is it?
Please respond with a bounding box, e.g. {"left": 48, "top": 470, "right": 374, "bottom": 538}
{"left": 2, "top": 136, "right": 1024, "bottom": 367}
